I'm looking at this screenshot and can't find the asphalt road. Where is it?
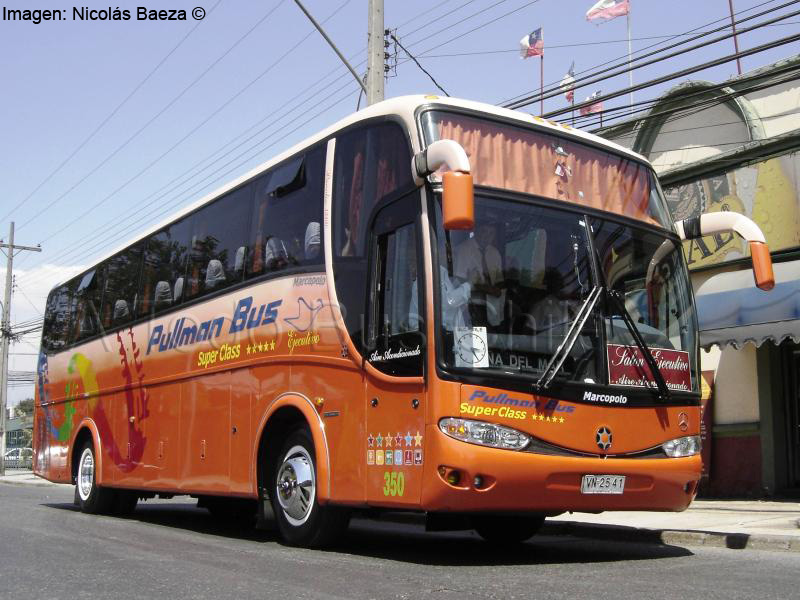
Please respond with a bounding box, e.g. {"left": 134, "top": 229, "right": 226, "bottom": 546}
{"left": 1, "top": 483, "right": 798, "bottom": 600}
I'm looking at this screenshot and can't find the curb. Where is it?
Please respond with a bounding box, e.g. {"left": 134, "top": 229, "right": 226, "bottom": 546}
{"left": 542, "top": 521, "right": 800, "bottom": 553}
{"left": 0, "top": 473, "right": 67, "bottom": 488}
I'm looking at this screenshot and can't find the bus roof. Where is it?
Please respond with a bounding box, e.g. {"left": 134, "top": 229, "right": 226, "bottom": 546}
{"left": 60, "top": 95, "right": 648, "bottom": 286}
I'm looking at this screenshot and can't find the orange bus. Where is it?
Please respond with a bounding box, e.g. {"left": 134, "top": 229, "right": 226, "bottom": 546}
{"left": 34, "top": 96, "right": 774, "bottom": 547}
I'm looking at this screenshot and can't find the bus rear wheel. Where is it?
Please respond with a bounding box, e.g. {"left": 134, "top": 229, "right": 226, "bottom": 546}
{"left": 270, "top": 429, "right": 349, "bottom": 548}
{"left": 75, "top": 441, "right": 115, "bottom": 514}
{"left": 473, "top": 514, "right": 545, "bottom": 544}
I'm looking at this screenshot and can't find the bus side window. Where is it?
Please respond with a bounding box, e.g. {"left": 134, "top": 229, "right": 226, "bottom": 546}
{"left": 74, "top": 269, "right": 103, "bottom": 342}
{"left": 334, "top": 123, "right": 413, "bottom": 259}
{"left": 332, "top": 123, "right": 414, "bottom": 355}
{"left": 366, "top": 211, "right": 424, "bottom": 377}
{"left": 247, "top": 144, "right": 325, "bottom": 279}
{"left": 185, "top": 183, "right": 252, "bottom": 300}
{"left": 42, "top": 285, "right": 72, "bottom": 353}
{"left": 138, "top": 219, "right": 190, "bottom": 317}
{"left": 100, "top": 244, "right": 143, "bottom": 328}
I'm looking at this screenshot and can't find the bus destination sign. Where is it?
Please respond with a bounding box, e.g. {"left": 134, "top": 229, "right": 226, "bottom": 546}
{"left": 606, "top": 344, "right": 692, "bottom": 391}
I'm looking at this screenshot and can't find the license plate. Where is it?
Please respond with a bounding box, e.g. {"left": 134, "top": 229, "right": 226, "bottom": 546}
{"left": 581, "top": 474, "right": 625, "bottom": 494}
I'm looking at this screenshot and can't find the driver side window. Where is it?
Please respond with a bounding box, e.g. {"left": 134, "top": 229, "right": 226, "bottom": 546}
{"left": 367, "top": 212, "right": 424, "bottom": 377}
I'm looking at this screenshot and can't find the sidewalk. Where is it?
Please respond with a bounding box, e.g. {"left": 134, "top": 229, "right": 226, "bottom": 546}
{"left": 2, "top": 470, "right": 799, "bottom": 551}
{"left": 0, "top": 469, "right": 66, "bottom": 488}
{"left": 546, "top": 499, "right": 800, "bottom": 552}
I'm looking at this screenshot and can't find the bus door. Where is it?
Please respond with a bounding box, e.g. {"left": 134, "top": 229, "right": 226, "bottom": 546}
{"left": 364, "top": 200, "right": 426, "bottom": 507}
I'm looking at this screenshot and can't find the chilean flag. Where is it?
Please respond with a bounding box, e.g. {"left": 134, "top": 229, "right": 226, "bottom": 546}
{"left": 579, "top": 90, "right": 603, "bottom": 115}
{"left": 586, "top": 0, "right": 629, "bottom": 22}
{"left": 519, "top": 28, "right": 544, "bottom": 58}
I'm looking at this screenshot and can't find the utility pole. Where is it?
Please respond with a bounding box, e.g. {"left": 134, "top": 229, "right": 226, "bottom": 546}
{"left": 366, "top": 0, "right": 384, "bottom": 105}
{"left": 0, "top": 222, "right": 41, "bottom": 475}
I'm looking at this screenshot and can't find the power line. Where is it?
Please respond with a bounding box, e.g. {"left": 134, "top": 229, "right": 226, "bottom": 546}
{"left": 389, "top": 32, "right": 450, "bottom": 96}
{"left": 411, "top": 21, "right": 800, "bottom": 58}
{"left": 532, "top": 32, "right": 800, "bottom": 119}
{"left": 16, "top": 82, "right": 360, "bottom": 291}
{"left": 573, "top": 62, "right": 800, "bottom": 130}
{"left": 14, "top": 0, "right": 288, "bottom": 234}
{"left": 16, "top": 0, "right": 353, "bottom": 268}
{"left": 17, "top": 0, "right": 506, "bottom": 278}
{"left": 504, "top": 3, "right": 800, "bottom": 110}
{"left": 0, "top": 0, "right": 225, "bottom": 226}
{"left": 15, "top": 55, "right": 366, "bottom": 287}
{"left": 498, "top": 0, "right": 792, "bottom": 106}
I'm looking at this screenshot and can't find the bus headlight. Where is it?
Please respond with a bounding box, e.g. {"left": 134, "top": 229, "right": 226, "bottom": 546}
{"left": 662, "top": 435, "right": 701, "bottom": 457}
{"left": 439, "top": 418, "right": 531, "bottom": 451}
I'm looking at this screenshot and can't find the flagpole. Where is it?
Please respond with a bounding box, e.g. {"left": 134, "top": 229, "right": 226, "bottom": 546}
{"left": 728, "top": 0, "right": 743, "bottom": 75}
{"left": 627, "top": 5, "right": 633, "bottom": 108}
{"left": 540, "top": 55, "right": 544, "bottom": 116}
{"left": 571, "top": 96, "right": 575, "bottom": 127}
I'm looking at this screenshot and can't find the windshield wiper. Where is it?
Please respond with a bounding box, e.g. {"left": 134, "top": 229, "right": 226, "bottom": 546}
{"left": 606, "top": 289, "right": 672, "bottom": 402}
{"left": 535, "top": 285, "right": 602, "bottom": 391}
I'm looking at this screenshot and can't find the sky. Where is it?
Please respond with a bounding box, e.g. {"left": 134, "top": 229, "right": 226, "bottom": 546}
{"left": 1, "top": 0, "right": 799, "bottom": 405}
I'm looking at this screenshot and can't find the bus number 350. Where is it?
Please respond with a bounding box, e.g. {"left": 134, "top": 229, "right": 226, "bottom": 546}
{"left": 383, "top": 471, "right": 405, "bottom": 497}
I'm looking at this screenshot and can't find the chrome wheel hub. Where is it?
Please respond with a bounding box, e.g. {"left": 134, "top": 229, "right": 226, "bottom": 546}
{"left": 78, "top": 448, "right": 95, "bottom": 501}
{"left": 276, "top": 445, "right": 315, "bottom": 525}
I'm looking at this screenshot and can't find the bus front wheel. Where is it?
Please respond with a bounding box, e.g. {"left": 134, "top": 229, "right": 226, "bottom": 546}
{"left": 473, "top": 514, "right": 545, "bottom": 544}
{"left": 270, "top": 429, "right": 349, "bottom": 547}
{"left": 75, "top": 441, "right": 115, "bottom": 514}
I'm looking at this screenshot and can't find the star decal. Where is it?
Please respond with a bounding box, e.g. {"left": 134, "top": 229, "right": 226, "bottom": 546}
{"left": 404, "top": 432, "right": 413, "bottom": 446}
{"left": 394, "top": 433, "right": 403, "bottom": 447}
{"left": 385, "top": 433, "right": 393, "bottom": 448}
{"left": 559, "top": 416, "right": 565, "bottom": 424}
{"left": 246, "top": 344, "right": 252, "bottom": 355}
{"left": 414, "top": 431, "right": 423, "bottom": 446}
{"left": 367, "top": 434, "right": 374, "bottom": 447}
{"left": 376, "top": 433, "right": 383, "bottom": 447}
{"left": 538, "top": 414, "right": 545, "bottom": 421}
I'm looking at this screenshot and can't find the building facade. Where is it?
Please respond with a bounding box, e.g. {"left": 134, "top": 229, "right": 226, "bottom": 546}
{"left": 599, "top": 55, "right": 800, "bottom": 497}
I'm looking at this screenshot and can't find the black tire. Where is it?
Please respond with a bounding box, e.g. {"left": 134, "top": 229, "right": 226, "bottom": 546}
{"left": 473, "top": 514, "right": 545, "bottom": 544}
{"left": 112, "top": 490, "right": 139, "bottom": 516}
{"left": 270, "top": 429, "right": 349, "bottom": 547}
{"left": 75, "top": 441, "right": 115, "bottom": 514}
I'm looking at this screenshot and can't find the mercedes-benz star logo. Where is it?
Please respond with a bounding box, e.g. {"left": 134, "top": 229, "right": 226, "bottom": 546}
{"left": 596, "top": 426, "right": 613, "bottom": 451}
{"left": 678, "top": 412, "right": 689, "bottom": 432}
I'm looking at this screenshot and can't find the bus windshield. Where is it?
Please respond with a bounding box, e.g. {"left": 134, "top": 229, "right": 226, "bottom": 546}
{"left": 433, "top": 194, "right": 699, "bottom": 394}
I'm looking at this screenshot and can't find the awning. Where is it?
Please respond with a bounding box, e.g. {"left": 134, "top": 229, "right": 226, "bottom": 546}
{"left": 695, "top": 260, "right": 800, "bottom": 350}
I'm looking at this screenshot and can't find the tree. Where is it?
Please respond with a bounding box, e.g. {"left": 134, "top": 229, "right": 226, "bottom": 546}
{"left": 13, "top": 399, "right": 34, "bottom": 448}
{"left": 13, "top": 398, "right": 34, "bottom": 418}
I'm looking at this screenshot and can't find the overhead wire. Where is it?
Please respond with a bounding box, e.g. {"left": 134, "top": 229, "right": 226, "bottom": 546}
{"left": 16, "top": 0, "right": 478, "bottom": 285}
{"left": 17, "top": 82, "right": 361, "bottom": 291}
{"left": 18, "top": 0, "right": 533, "bottom": 284}
{"left": 14, "top": 0, "right": 288, "bottom": 234}
{"left": 15, "top": 0, "right": 356, "bottom": 282}
{"left": 572, "top": 60, "right": 800, "bottom": 131}
{"left": 498, "top": 0, "right": 793, "bottom": 106}
{"left": 504, "top": 3, "right": 800, "bottom": 110}
{"left": 410, "top": 21, "right": 800, "bottom": 59}
{"left": 0, "top": 0, "right": 226, "bottom": 226}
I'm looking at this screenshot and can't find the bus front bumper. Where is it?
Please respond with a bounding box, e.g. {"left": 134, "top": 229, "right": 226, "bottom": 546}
{"left": 421, "top": 425, "right": 701, "bottom": 514}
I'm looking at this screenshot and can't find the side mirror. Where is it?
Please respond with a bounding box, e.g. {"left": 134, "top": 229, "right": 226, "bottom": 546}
{"left": 442, "top": 171, "right": 474, "bottom": 230}
{"left": 676, "top": 213, "right": 775, "bottom": 291}
{"left": 412, "top": 139, "right": 474, "bottom": 230}
{"left": 748, "top": 241, "right": 775, "bottom": 291}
